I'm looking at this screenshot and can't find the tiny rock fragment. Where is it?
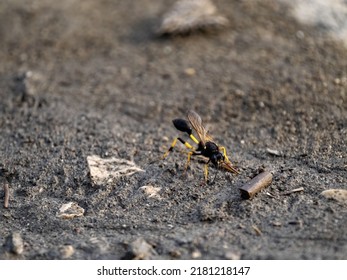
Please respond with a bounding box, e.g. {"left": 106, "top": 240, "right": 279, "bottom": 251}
{"left": 266, "top": 148, "right": 281, "bottom": 156}
{"left": 225, "top": 250, "right": 241, "bottom": 260}
{"left": 320, "top": 189, "right": 347, "bottom": 204}
{"left": 59, "top": 245, "right": 75, "bottom": 259}
{"left": 23, "top": 71, "right": 45, "bottom": 96}
{"left": 157, "top": 0, "right": 229, "bottom": 35}
{"left": 184, "top": 67, "right": 196, "bottom": 76}
{"left": 271, "top": 221, "right": 282, "bottom": 227}
{"left": 57, "top": 202, "right": 85, "bottom": 219}
{"left": 11, "top": 71, "right": 47, "bottom": 108}
{"left": 87, "top": 155, "right": 144, "bottom": 185}
{"left": 170, "top": 249, "right": 181, "bottom": 258}
{"left": 191, "top": 249, "right": 202, "bottom": 259}
{"left": 13, "top": 71, "right": 45, "bottom": 97}
{"left": 126, "top": 238, "right": 157, "bottom": 260}
{"left": 4, "top": 232, "right": 24, "bottom": 255}
{"left": 239, "top": 171, "right": 273, "bottom": 199}
{"left": 140, "top": 185, "right": 162, "bottom": 199}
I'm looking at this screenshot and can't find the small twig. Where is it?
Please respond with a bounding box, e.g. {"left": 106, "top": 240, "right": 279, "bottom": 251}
{"left": 252, "top": 225, "right": 262, "bottom": 236}
{"left": 266, "top": 191, "right": 276, "bottom": 198}
{"left": 239, "top": 171, "right": 273, "bottom": 199}
{"left": 282, "top": 187, "right": 304, "bottom": 195}
{"left": 4, "top": 183, "right": 10, "bottom": 208}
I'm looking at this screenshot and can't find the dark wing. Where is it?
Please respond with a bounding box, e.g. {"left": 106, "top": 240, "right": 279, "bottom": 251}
{"left": 187, "top": 110, "right": 214, "bottom": 145}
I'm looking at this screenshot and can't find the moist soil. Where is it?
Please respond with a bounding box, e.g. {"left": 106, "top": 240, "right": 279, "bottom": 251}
{"left": 0, "top": 0, "right": 346, "bottom": 259}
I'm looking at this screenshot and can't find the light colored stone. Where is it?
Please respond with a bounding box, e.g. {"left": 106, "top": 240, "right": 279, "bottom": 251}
{"left": 184, "top": 67, "right": 196, "bottom": 76}
{"left": 157, "top": 0, "right": 229, "bottom": 35}
{"left": 140, "top": 185, "right": 162, "bottom": 199}
{"left": 266, "top": 148, "right": 281, "bottom": 156}
{"left": 320, "top": 189, "right": 347, "bottom": 204}
{"left": 225, "top": 250, "right": 241, "bottom": 260}
{"left": 128, "top": 238, "right": 157, "bottom": 260}
{"left": 57, "top": 202, "right": 85, "bottom": 219}
{"left": 87, "top": 155, "right": 144, "bottom": 185}
{"left": 191, "top": 249, "right": 202, "bottom": 259}
{"left": 59, "top": 245, "right": 75, "bottom": 258}
{"left": 4, "top": 232, "right": 24, "bottom": 255}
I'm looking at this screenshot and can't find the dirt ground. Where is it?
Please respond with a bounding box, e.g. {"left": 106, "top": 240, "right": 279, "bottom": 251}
{"left": 0, "top": 0, "right": 346, "bottom": 260}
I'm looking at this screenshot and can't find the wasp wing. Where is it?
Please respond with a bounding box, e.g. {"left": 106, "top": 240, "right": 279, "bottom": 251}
{"left": 187, "top": 110, "right": 214, "bottom": 145}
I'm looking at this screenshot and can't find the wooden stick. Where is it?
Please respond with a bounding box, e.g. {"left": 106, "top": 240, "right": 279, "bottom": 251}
{"left": 282, "top": 187, "right": 304, "bottom": 195}
{"left": 4, "top": 183, "right": 9, "bottom": 208}
{"left": 239, "top": 171, "right": 273, "bottom": 199}
{"left": 252, "top": 225, "right": 262, "bottom": 236}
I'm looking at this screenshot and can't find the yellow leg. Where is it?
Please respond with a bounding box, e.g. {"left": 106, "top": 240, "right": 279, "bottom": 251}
{"left": 184, "top": 151, "right": 194, "bottom": 172}
{"left": 163, "top": 137, "right": 194, "bottom": 160}
{"left": 189, "top": 134, "right": 199, "bottom": 145}
{"left": 204, "top": 163, "right": 209, "bottom": 182}
{"left": 162, "top": 138, "right": 178, "bottom": 159}
{"left": 163, "top": 135, "right": 202, "bottom": 177}
{"left": 219, "top": 146, "right": 230, "bottom": 162}
{"left": 184, "top": 141, "right": 193, "bottom": 149}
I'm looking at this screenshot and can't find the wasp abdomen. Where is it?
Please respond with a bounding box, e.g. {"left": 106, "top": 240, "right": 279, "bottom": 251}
{"left": 172, "top": 118, "right": 192, "bottom": 135}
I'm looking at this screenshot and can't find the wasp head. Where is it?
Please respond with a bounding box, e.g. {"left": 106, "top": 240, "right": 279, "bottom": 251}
{"left": 211, "top": 152, "right": 224, "bottom": 166}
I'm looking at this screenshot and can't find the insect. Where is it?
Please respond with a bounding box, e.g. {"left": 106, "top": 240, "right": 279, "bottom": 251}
{"left": 163, "top": 110, "right": 239, "bottom": 182}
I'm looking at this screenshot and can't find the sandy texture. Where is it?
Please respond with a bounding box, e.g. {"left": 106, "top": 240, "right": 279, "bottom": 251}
{"left": 0, "top": 0, "right": 346, "bottom": 259}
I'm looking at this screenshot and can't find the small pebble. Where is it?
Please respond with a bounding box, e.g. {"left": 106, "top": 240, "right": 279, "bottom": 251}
{"left": 225, "top": 250, "right": 241, "bottom": 260}
{"left": 157, "top": 0, "right": 229, "bottom": 35}
{"left": 266, "top": 148, "right": 281, "bottom": 156}
{"left": 127, "top": 238, "right": 157, "bottom": 260}
{"left": 170, "top": 249, "right": 181, "bottom": 258}
{"left": 184, "top": 67, "right": 196, "bottom": 76}
{"left": 57, "top": 202, "right": 85, "bottom": 219}
{"left": 140, "top": 185, "right": 162, "bottom": 199}
{"left": 59, "top": 245, "right": 75, "bottom": 259}
{"left": 320, "top": 189, "right": 347, "bottom": 204}
{"left": 191, "top": 249, "right": 202, "bottom": 259}
{"left": 4, "top": 232, "right": 24, "bottom": 255}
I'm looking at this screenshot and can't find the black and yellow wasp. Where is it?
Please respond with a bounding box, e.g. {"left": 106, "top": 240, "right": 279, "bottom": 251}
{"left": 163, "top": 110, "right": 239, "bottom": 182}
